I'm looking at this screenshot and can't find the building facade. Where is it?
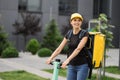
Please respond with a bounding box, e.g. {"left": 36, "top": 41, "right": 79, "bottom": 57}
{"left": 0, "top": 0, "right": 119, "bottom": 50}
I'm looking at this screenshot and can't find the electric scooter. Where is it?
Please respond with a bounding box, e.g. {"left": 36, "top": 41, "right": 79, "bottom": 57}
{"left": 50, "top": 59, "right": 62, "bottom": 80}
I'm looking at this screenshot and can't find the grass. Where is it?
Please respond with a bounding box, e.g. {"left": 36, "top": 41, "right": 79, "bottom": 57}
{"left": 0, "top": 66, "right": 119, "bottom": 80}
{"left": 105, "top": 66, "right": 120, "bottom": 75}
{"left": 44, "top": 69, "right": 67, "bottom": 77}
{"left": 43, "top": 66, "right": 120, "bottom": 80}
{"left": 0, "top": 70, "right": 50, "bottom": 80}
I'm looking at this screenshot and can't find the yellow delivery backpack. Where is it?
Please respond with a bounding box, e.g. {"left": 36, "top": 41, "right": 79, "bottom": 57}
{"left": 85, "top": 32, "right": 105, "bottom": 79}
{"left": 89, "top": 32, "right": 105, "bottom": 68}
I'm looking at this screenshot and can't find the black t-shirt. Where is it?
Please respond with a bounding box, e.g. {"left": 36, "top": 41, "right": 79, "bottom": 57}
{"left": 65, "top": 29, "right": 89, "bottom": 66}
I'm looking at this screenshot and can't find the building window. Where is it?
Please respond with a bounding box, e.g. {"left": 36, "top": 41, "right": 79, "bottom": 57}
{"left": 93, "top": 0, "right": 103, "bottom": 18}
{"left": 18, "top": 0, "right": 42, "bottom": 13}
{"left": 59, "top": 0, "right": 78, "bottom": 16}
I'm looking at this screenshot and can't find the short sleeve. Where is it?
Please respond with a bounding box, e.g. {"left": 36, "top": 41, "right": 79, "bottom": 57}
{"left": 83, "top": 30, "right": 89, "bottom": 38}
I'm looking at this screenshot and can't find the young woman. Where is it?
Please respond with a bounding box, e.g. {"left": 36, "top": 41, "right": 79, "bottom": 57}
{"left": 46, "top": 13, "right": 89, "bottom": 80}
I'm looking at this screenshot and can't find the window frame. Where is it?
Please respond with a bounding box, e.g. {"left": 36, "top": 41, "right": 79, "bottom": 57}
{"left": 18, "top": 0, "right": 42, "bottom": 13}
{"left": 59, "top": 0, "right": 78, "bottom": 16}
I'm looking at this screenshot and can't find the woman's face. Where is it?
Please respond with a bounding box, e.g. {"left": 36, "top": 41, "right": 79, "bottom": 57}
{"left": 70, "top": 18, "right": 82, "bottom": 29}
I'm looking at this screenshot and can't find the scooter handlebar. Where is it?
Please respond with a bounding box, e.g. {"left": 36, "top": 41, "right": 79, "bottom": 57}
{"left": 50, "top": 59, "right": 63, "bottom": 69}
{"left": 50, "top": 62, "right": 53, "bottom": 65}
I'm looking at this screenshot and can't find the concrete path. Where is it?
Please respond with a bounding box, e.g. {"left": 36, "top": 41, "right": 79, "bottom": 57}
{"left": 0, "top": 52, "right": 66, "bottom": 80}
{"left": 0, "top": 49, "right": 119, "bottom": 80}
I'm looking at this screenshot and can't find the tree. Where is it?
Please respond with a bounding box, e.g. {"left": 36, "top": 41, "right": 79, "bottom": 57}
{"left": 92, "top": 14, "right": 114, "bottom": 48}
{"left": 42, "top": 19, "right": 62, "bottom": 51}
{"left": 13, "top": 13, "right": 41, "bottom": 47}
{"left": 92, "top": 13, "right": 114, "bottom": 77}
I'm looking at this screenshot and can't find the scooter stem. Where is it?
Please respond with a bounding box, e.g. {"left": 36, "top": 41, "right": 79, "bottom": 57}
{"left": 52, "top": 59, "right": 61, "bottom": 80}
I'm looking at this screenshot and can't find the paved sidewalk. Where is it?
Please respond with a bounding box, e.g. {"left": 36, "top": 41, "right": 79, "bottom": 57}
{"left": 0, "top": 52, "right": 66, "bottom": 80}
{"left": 0, "top": 49, "right": 120, "bottom": 80}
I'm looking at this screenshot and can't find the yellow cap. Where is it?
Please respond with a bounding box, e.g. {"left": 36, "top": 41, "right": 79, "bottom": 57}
{"left": 70, "top": 13, "right": 83, "bottom": 21}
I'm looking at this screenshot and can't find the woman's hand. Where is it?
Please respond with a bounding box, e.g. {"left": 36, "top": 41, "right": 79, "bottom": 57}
{"left": 61, "top": 59, "right": 70, "bottom": 69}
{"left": 46, "top": 58, "right": 52, "bottom": 65}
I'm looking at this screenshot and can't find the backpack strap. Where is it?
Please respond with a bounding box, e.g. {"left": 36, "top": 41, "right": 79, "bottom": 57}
{"left": 67, "top": 30, "right": 72, "bottom": 41}
{"left": 78, "top": 30, "right": 86, "bottom": 39}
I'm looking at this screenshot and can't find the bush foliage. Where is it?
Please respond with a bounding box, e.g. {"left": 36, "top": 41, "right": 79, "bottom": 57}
{"left": 1, "top": 47, "right": 19, "bottom": 58}
{"left": 37, "top": 48, "right": 52, "bottom": 57}
{"left": 0, "top": 26, "right": 11, "bottom": 56}
{"left": 26, "top": 38, "right": 40, "bottom": 55}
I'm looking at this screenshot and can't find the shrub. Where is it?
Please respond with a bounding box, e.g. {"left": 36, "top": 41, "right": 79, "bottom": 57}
{"left": 26, "top": 38, "right": 40, "bottom": 55}
{"left": 0, "top": 26, "right": 11, "bottom": 56}
{"left": 1, "top": 47, "right": 19, "bottom": 58}
{"left": 42, "top": 19, "right": 63, "bottom": 51}
{"left": 37, "top": 48, "right": 52, "bottom": 57}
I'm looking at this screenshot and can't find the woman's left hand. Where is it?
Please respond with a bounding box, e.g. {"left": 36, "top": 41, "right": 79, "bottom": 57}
{"left": 61, "top": 59, "right": 70, "bottom": 69}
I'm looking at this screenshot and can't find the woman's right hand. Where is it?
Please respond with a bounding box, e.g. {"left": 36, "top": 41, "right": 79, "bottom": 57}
{"left": 46, "top": 57, "right": 52, "bottom": 65}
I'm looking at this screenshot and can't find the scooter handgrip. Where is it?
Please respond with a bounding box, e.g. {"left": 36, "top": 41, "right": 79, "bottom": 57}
{"left": 50, "top": 62, "right": 53, "bottom": 65}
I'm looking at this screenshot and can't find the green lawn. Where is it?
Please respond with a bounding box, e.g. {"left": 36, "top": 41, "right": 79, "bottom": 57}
{"left": 105, "top": 66, "right": 120, "bottom": 74}
{"left": 0, "top": 66, "right": 119, "bottom": 80}
{"left": 0, "top": 70, "right": 50, "bottom": 80}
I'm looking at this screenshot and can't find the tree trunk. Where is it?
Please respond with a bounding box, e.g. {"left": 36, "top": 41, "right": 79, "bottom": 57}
{"left": 103, "top": 46, "right": 107, "bottom": 78}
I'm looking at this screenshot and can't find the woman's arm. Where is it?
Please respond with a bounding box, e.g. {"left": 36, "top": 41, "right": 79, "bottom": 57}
{"left": 46, "top": 37, "right": 67, "bottom": 64}
{"left": 61, "top": 36, "right": 88, "bottom": 68}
